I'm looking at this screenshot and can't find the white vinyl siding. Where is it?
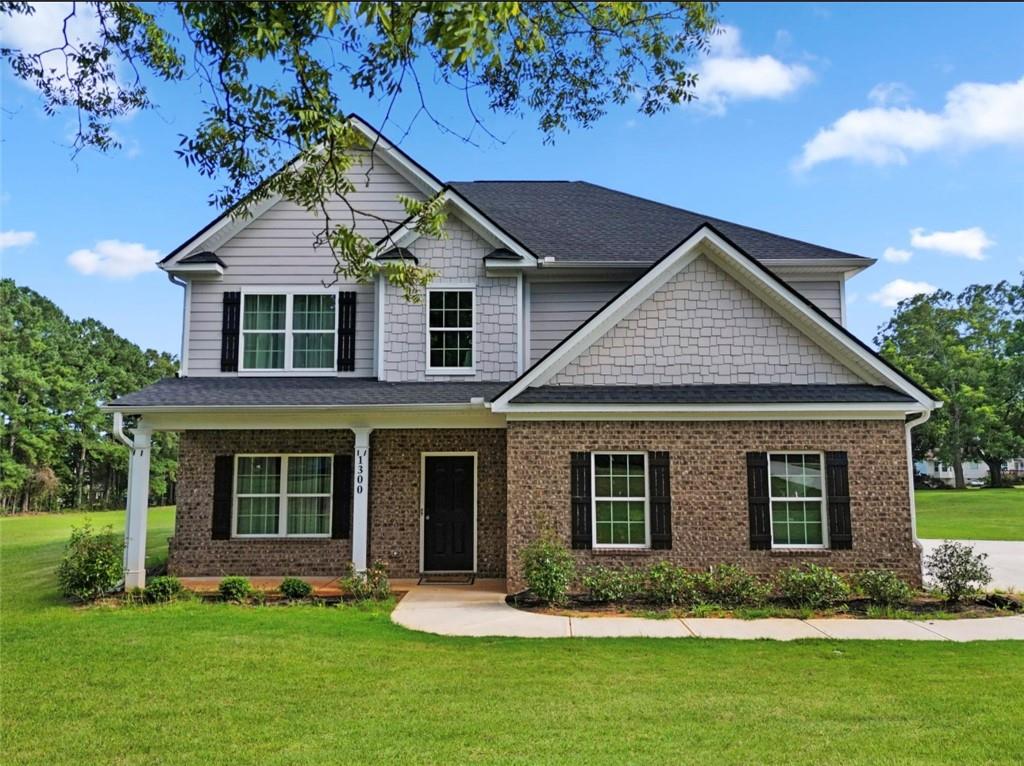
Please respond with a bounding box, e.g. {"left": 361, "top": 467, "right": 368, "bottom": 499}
{"left": 528, "top": 279, "right": 633, "bottom": 363}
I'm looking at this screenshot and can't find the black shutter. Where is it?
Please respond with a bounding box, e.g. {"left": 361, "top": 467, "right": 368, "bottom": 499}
{"left": 332, "top": 454, "right": 353, "bottom": 539}
{"left": 825, "top": 451, "right": 853, "bottom": 549}
{"left": 570, "top": 452, "right": 592, "bottom": 549}
{"left": 220, "top": 291, "right": 241, "bottom": 372}
{"left": 212, "top": 455, "right": 234, "bottom": 540}
{"left": 746, "top": 452, "right": 771, "bottom": 550}
{"left": 337, "top": 292, "right": 357, "bottom": 372}
{"left": 648, "top": 451, "right": 672, "bottom": 549}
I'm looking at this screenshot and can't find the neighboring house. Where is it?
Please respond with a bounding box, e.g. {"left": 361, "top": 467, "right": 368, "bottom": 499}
{"left": 105, "top": 116, "right": 941, "bottom": 592}
{"left": 915, "top": 458, "right": 1024, "bottom": 486}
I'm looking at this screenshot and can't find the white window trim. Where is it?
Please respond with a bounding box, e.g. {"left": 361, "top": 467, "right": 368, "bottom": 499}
{"left": 425, "top": 286, "right": 476, "bottom": 375}
{"left": 232, "top": 453, "right": 333, "bottom": 538}
{"left": 239, "top": 291, "right": 338, "bottom": 373}
{"left": 767, "top": 450, "right": 829, "bottom": 550}
{"left": 591, "top": 451, "right": 651, "bottom": 549}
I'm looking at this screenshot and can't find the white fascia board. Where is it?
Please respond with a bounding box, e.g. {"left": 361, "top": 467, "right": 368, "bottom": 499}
{"left": 497, "top": 402, "right": 924, "bottom": 416}
{"left": 161, "top": 263, "right": 225, "bottom": 278}
{"left": 491, "top": 226, "right": 938, "bottom": 410}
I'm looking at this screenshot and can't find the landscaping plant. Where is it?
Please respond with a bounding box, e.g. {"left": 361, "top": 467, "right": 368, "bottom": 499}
{"left": 144, "top": 575, "right": 184, "bottom": 604}
{"left": 776, "top": 564, "right": 851, "bottom": 610}
{"left": 698, "top": 564, "right": 770, "bottom": 608}
{"left": 643, "top": 561, "right": 698, "bottom": 606}
{"left": 279, "top": 577, "right": 314, "bottom": 600}
{"left": 924, "top": 541, "right": 992, "bottom": 602}
{"left": 342, "top": 562, "right": 391, "bottom": 601}
{"left": 56, "top": 521, "right": 125, "bottom": 601}
{"left": 854, "top": 570, "right": 913, "bottom": 608}
{"left": 581, "top": 565, "right": 643, "bottom": 603}
{"left": 218, "top": 576, "right": 253, "bottom": 602}
{"left": 521, "top": 537, "right": 575, "bottom": 604}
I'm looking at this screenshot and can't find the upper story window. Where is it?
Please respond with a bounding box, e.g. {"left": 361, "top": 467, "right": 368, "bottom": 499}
{"left": 769, "top": 452, "right": 827, "bottom": 548}
{"left": 242, "top": 293, "right": 336, "bottom": 371}
{"left": 427, "top": 288, "right": 474, "bottom": 373}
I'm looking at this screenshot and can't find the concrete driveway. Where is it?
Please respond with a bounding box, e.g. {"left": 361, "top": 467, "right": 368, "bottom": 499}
{"left": 920, "top": 539, "right": 1024, "bottom": 591}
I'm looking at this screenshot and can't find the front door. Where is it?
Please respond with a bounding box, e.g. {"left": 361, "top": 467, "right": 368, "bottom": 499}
{"left": 423, "top": 455, "right": 475, "bottom": 572}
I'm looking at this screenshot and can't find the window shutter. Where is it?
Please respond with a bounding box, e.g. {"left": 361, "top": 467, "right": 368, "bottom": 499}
{"left": 825, "top": 451, "right": 853, "bottom": 549}
{"left": 570, "top": 452, "right": 592, "bottom": 549}
{"left": 337, "top": 291, "right": 357, "bottom": 372}
{"left": 212, "top": 455, "right": 234, "bottom": 540}
{"left": 746, "top": 452, "right": 771, "bottom": 550}
{"left": 332, "top": 454, "right": 353, "bottom": 539}
{"left": 648, "top": 451, "right": 672, "bottom": 549}
{"left": 220, "top": 291, "right": 241, "bottom": 372}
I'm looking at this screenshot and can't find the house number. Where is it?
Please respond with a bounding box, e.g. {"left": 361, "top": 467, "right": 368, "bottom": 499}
{"left": 355, "top": 447, "right": 368, "bottom": 495}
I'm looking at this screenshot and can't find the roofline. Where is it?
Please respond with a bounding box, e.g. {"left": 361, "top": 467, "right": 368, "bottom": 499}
{"left": 499, "top": 401, "right": 928, "bottom": 416}
{"left": 100, "top": 401, "right": 488, "bottom": 414}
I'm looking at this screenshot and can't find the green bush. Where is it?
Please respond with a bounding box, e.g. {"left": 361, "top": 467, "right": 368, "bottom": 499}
{"left": 342, "top": 561, "right": 390, "bottom": 601}
{"left": 521, "top": 537, "right": 575, "bottom": 604}
{"left": 218, "top": 576, "right": 253, "bottom": 602}
{"left": 854, "top": 570, "right": 913, "bottom": 608}
{"left": 776, "top": 564, "right": 850, "bottom": 609}
{"left": 144, "top": 575, "right": 184, "bottom": 603}
{"left": 581, "top": 565, "right": 643, "bottom": 603}
{"left": 643, "top": 561, "right": 697, "bottom": 606}
{"left": 697, "top": 564, "right": 770, "bottom": 608}
{"left": 924, "top": 541, "right": 992, "bottom": 602}
{"left": 56, "top": 521, "right": 125, "bottom": 601}
{"left": 279, "top": 577, "right": 314, "bottom": 600}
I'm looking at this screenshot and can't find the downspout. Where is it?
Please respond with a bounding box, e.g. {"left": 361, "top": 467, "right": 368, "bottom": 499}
{"left": 905, "top": 409, "right": 933, "bottom": 543}
{"left": 167, "top": 273, "right": 188, "bottom": 377}
{"left": 112, "top": 411, "right": 134, "bottom": 588}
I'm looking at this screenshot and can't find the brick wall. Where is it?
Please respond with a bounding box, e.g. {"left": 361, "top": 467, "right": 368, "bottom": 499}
{"left": 506, "top": 419, "right": 921, "bottom": 592}
{"left": 169, "top": 428, "right": 507, "bottom": 578}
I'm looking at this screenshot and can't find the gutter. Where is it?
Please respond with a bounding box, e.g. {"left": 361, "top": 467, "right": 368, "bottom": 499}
{"left": 167, "top": 273, "right": 188, "bottom": 376}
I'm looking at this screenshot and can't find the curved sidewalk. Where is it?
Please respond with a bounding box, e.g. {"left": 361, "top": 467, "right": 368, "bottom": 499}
{"left": 391, "top": 581, "right": 1024, "bottom": 641}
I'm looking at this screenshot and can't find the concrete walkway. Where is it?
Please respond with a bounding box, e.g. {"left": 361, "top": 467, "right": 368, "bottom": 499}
{"left": 920, "top": 539, "right": 1024, "bottom": 591}
{"left": 391, "top": 580, "right": 1024, "bottom": 641}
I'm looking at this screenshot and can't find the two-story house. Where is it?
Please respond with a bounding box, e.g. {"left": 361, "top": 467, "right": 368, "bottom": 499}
{"left": 106, "top": 116, "right": 940, "bottom": 592}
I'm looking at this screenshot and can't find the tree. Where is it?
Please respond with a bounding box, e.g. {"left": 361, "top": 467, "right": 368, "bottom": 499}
{"left": 1, "top": 1, "right": 719, "bottom": 299}
{"left": 876, "top": 279, "right": 1024, "bottom": 489}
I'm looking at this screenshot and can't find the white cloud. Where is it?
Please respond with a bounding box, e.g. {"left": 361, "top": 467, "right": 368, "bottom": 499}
{"left": 882, "top": 246, "right": 913, "bottom": 263}
{"left": 796, "top": 76, "right": 1024, "bottom": 170}
{"left": 0, "top": 3, "right": 102, "bottom": 80}
{"left": 694, "top": 25, "right": 814, "bottom": 115}
{"left": 0, "top": 230, "right": 37, "bottom": 249}
{"left": 868, "top": 82, "right": 913, "bottom": 107}
{"left": 870, "top": 279, "right": 938, "bottom": 307}
{"left": 67, "top": 240, "right": 159, "bottom": 278}
{"left": 910, "top": 226, "right": 994, "bottom": 261}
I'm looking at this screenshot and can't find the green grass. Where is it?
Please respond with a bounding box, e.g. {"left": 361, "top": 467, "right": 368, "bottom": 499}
{"left": 916, "top": 488, "right": 1024, "bottom": 541}
{"left": 3, "top": 510, "right": 1024, "bottom": 765}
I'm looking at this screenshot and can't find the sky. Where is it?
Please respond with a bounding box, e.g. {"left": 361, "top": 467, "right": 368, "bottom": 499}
{"left": 2, "top": 2, "right": 1022, "bottom": 356}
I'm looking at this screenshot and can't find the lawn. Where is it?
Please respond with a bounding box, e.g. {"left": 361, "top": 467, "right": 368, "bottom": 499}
{"left": 916, "top": 488, "right": 1024, "bottom": 541}
{"left": 3, "top": 511, "right": 1024, "bottom": 765}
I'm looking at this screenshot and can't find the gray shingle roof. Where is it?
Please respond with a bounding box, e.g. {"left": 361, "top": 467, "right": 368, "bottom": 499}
{"left": 107, "top": 377, "right": 507, "bottom": 409}
{"left": 511, "top": 384, "right": 915, "bottom": 405}
{"left": 178, "top": 251, "right": 225, "bottom": 266}
{"left": 451, "top": 181, "right": 870, "bottom": 264}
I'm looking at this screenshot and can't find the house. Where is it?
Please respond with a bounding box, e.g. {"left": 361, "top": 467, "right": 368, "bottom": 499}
{"left": 105, "top": 116, "right": 941, "bottom": 592}
{"left": 915, "top": 457, "right": 1024, "bottom": 487}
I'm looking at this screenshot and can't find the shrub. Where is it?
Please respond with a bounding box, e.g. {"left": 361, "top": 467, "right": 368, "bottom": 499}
{"left": 698, "top": 564, "right": 770, "bottom": 608}
{"left": 854, "top": 570, "right": 913, "bottom": 608}
{"left": 521, "top": 537, "right": 575, "bottom": 604}
{"left": 218, "top": 576, "right": 253, "bottom": 602}
{"left": 342, "top": 561, "right": 390, "bottom": 601}
{"left": 144, "top": 575, "right": 184, "bottom": 603}
{"left": 924, "top": 541, "right": 992, "bottom": 602}
{"left": 643, "top": 561, "right": 697, "bottom": 606}
{"left": 776, "top": 564, "right": 850, "bottom": 609}
{"left": 279, "top": 577, "right": 314, "bottom": 600}
{"left": 582, "top": 565, "right": 643, "bottom": 603}
{"left": 56, "top": 521, "right": 125, "bottom": 601}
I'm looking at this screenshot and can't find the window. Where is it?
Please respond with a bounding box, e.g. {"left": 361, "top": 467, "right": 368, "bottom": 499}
{"left": 241, "top": 293, "right": 336, "bottom": 371}
{"left": 769, "top": 453, "right": 826, "bottom": 547}
{"left": 234, "top": 455, "right": 332, "bottom": 537}
{"left": 427, "top": 289, "right": 473, "bottom": 371}
{"left": 592, "top": 453, "right": 649, "bottom": 547}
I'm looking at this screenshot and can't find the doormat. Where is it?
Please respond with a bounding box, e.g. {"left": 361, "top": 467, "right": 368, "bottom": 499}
{"left": 418, "top": 573, "right": 476, "bottom": 585}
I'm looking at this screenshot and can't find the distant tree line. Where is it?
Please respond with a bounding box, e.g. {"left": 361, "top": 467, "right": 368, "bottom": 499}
{"left": 1, "top": 279, "right": 178, "bottom": 513}
{"left": 877, "top": 278, "right": 1024, "bottom": 489}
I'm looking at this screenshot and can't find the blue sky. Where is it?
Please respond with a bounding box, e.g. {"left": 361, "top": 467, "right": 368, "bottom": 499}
{"left": 2, "top": 2, "right": 1022, "bottom": 356}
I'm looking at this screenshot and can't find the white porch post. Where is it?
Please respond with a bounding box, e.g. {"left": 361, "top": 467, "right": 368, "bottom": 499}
{"left": 124, "top": 428, "right": 152, "bottom": 590}
{"left": 351, "top": 428, "right": 373, "bottom": 572}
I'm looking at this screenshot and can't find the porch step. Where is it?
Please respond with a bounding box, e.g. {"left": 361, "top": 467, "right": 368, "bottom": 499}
{"left": 418, "top": 572, "right": 476, "bottom": 586}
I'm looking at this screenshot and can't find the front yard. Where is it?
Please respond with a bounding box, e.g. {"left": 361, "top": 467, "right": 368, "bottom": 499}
{"left": 2, "top": 510, "right": 1023, "bottom": 765}
{"left": 916, "top": 488, "right": 1024, "bottom": 541}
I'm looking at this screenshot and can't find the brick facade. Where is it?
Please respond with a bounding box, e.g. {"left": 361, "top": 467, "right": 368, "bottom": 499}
{"left": 169, "top": 428, "right": 506, "bottom": 578}
{"left": 505, "top": 419, "right": 921, "bottom": 592}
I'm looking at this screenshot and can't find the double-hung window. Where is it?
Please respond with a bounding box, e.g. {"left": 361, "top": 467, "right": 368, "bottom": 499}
{"left": 768, "top": 452, "right": 827, "bottom": 548}
{"left": 592, "top": 453, "right": 649, "bottom": 547}
{"left": 241, "top": 293, "right": 336, "bottom": 371}
{"left": 427, "top": 289, "right": 474, "bottom": 372}
{"left": 234, "top": 455, "right": 333, "bottom": 537}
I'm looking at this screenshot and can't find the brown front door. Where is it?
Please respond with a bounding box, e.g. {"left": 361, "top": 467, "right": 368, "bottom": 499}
{"left": 423, "top": 455, "right": 474, "bottom": 571}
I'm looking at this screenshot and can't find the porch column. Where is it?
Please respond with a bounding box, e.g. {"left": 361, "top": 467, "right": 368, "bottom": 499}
{"left": 351, "top": 428, "right": 372, "bottom": 572}
{"left": 124, "top": 428, "right": 152, "bottom": 590}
